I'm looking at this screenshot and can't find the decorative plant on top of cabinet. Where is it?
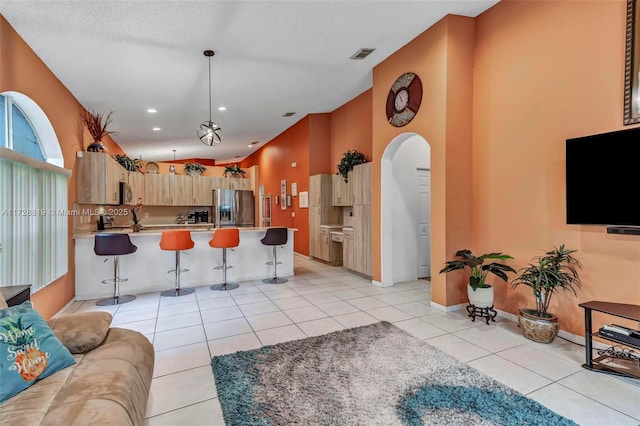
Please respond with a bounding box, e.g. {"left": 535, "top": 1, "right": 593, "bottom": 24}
{"left": 336, "top": 150, "right": 366, "bottom": 182}
{"left": 81, "top": 108, "right": 118, "bottom": 152}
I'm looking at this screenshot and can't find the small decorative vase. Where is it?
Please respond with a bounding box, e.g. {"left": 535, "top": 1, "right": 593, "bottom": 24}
{"left": 132, "top": 223, "right": 142, "bottom": 232}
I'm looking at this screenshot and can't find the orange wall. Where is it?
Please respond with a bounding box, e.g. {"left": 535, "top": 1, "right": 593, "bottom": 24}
{"left": 372, "top": 15, "right": 475, "bottom": 306}
{"left": 1, "top": 16, "right": 123, "bottom": 319}
{"left": 241, "top": 117, "right": 312, "bottom": 255}
{"left": 330, "top": 89, "right": 373, "bottom": 168}
{"left": 472, "top": 0, "right": 639, "bottom": 336}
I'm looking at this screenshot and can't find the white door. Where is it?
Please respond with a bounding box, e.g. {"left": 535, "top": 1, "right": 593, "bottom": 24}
{"left": 417, "top": 169, "right": 430, "bottom": 278}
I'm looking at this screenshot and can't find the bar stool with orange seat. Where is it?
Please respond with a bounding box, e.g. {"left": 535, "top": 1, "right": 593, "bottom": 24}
{"left": 94, "top": 233, "right": 138, "bottom": 306}
{"left": 159, "top": 229, "right": 196, "bottom": 297}
{"left": 261, "top": 227, "right": 288, "bottom": 284}
{"left": 208, "top": 228, "right": 240, "bottom": 291}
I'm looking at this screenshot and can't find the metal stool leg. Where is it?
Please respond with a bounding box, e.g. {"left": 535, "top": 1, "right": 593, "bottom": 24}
{"left": 96, "top": 255, "right": 136, "bottom": 306}
{"left": 210, "top": 247, "right": 239, "bottom": 291}
{"left": 162, "top": 250, "right": 195, "bottom": 297}
{"left": 263, "top": 246, "right": 287, "bottom": 284}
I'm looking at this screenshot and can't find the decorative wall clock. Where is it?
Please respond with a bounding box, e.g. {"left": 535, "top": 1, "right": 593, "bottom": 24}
{"left": 385, "top": 72, "right": 422, "bottom": 127}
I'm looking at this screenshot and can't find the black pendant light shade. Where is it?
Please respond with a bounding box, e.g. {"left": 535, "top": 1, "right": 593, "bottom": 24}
{"left": 198, "top": 50, "right": 222, "bottom": 146}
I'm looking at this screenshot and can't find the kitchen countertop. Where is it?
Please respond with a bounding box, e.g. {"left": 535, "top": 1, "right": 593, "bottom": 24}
{"left": 74, "top": 225, "right": 297, "bottom": 239}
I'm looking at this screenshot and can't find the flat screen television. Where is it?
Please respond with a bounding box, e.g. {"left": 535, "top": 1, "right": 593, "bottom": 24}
{"left": 566, "top": 127, "right": 640, "bottom": 227}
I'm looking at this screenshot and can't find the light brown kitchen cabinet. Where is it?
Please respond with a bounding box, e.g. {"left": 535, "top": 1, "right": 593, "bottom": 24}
{"left": 342, "top": 228, "right": 354, "bottom": 270}
{"left": 76, "top": 151, "right": 126, "bottom": 205}
{"left": 127, "top": 171, "right": 145, "bottom": 205}
{"left": 309, "top": 205, "right": 322, "bottom": 258}
{"left": 351, "top": 162, "right": 371, "bottom": 205}
{"left": 144, "top": 174, "right": 171, "bottom": 205}
{"left": 345, "top": 162, "right": 372, "bottom": 276}
{"left": 352, "top": 205, "right": 372, "bottom": 275}
{"left": 170, "top": 175, "right": 194, "bottom": 206}
{"left": 193, "top": 176, "right": 215, "bottom": 205}
{"left": 332, "top": 174, "right": 351, "bottom": 206}
{"left": 308, "top": 174, "right": 342, "bottom": 260}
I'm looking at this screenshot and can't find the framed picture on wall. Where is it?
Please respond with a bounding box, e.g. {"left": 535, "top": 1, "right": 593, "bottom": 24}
{"left": 280, "top": 179, "right": 287, "bottom": 210}
{"left": 624, "top": 0, "right": 640, "bottom": 124}
{"left": 299, "top": 191, "right": 309, "bottom": 208}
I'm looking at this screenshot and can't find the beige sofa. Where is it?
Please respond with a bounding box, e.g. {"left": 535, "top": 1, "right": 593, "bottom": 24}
{"left": 0, "top": 293, "right": 155, "bottom": 425}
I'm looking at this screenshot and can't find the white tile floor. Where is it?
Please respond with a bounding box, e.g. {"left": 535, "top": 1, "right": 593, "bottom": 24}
{"left": 62, "top": 255, "right": 640, "bottom": 426}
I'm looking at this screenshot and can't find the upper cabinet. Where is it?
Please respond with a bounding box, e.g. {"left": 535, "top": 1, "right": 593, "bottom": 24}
{"left": 332, "top": 174, "right": 351, "bottom": 206}
{"left": 351, "top": 162, "right": 372, "bottom": 206}
{"left": 77, "top": 151, "right": 126, "bottom": 205}
{"left": 170, "top": 175, "right": 194, "bottom": 205}
{"left": 77, "top": 152, "right": 252, "bottom": 206}
{"left": 193, "top": 176, "right": 214, "bottom": 205}
{"left": 127, "top": 171, "right": 145, "bottom": 205}
{"left": 144, "top": 174, "right": 171, "bottom": 205}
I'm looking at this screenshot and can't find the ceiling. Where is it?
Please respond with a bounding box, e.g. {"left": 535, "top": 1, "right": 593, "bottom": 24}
{"left": 0, "top": 0, "right": 498, "bottom": 163}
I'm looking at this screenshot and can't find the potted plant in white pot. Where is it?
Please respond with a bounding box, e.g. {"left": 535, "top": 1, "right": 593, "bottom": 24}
{"left": 439, "top": 249, "right": 516, "bottom": 309}
{"left": 511, "top": 244, "right": 582, "bottom": 343}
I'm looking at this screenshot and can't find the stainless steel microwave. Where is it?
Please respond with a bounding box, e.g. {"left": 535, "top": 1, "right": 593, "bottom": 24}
{"left": 119, "top": 181, "right": 133, "bottom": 205}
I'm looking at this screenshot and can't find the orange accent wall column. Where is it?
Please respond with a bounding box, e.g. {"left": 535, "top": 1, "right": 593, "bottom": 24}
{"left": 372, "top": 15, "right": 475, "bottom": 307}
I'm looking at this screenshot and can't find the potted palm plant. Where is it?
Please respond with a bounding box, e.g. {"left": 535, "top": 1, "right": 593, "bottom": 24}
{"left": 511, "top": 245, "right": 582, "bottom": 343}
{"left": 439, "top": 249, "right": 516, "bottom": 308}
{"left": 80, "top": 108, "right": 117, "bottom": 152}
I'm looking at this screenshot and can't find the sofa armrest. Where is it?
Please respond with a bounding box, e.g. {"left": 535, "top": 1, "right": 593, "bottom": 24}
{"left": 47, "top": 311, "right": 113, "bottom": 353}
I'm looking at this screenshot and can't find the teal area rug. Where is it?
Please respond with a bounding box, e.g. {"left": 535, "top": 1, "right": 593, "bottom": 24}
{"left": 212, "top": 321, "right": 576, "bottom": 425}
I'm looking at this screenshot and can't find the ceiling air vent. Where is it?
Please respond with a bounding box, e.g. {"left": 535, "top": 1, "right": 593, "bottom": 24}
{"left": 350, "top": 48, "right": 375, "bottom": 60}
{"left": 283, "top": 112, "right": 296, "bottom": 117}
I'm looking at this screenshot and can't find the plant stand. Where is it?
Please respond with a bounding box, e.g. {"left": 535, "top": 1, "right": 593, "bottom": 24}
{"left": 466, "top": 303, "right": 497, "bottom": 325}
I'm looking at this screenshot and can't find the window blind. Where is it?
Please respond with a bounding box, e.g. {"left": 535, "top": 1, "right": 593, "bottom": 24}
{"left": 0, "top": 158, "right": 68, "bottom": 291}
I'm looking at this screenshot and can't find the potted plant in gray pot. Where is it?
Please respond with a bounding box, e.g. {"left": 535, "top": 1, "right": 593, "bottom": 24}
{"left": 511, "top": 244, "right": 582, "bottom": 343}
{"left": 439, "top": 249, "right": 516, "bottom": 309}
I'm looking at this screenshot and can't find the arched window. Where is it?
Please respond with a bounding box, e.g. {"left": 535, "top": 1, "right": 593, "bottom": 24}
{"left": 0, "top": 92, "right": 69, "bottom": 293}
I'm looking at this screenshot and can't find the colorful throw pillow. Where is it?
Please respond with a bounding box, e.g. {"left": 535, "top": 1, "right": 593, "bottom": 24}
{"left": 0, "top": 301, "right": 76, "bottom": 403}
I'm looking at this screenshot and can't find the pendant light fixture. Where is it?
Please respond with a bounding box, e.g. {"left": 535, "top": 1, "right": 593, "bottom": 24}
{"left": 198, "top": 50, "right": 222, "bottom": 146}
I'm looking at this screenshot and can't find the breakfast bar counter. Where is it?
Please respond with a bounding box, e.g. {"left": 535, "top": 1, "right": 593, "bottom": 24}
{"left": 74, "top": 227, "right": 296, "bottom": 300}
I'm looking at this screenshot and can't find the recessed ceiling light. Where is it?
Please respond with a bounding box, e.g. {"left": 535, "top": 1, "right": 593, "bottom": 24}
{"left": 152, "top": 127, "right": 161, "bottom": 131}
{"left": 218, "top": 106, "right": 227, "bottom": 111}
{"left": 147, "top": 108, "right": 157, "bottom": 113}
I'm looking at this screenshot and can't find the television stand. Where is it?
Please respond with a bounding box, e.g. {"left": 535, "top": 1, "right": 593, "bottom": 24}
{"left": 579, "top": 301, "right": 640, "bottom": 379}
{"left": 606, "top": 226, "right": 640, "bottom": 236}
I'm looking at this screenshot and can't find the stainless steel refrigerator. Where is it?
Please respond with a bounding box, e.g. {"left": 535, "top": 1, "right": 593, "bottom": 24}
{"left": 212, "top": 189, "right": 255, "bottom": 227}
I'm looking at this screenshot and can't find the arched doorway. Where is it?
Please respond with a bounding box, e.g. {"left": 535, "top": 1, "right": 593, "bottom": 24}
{"left": 380, "top": 132, "right": 430, "bottom": 287}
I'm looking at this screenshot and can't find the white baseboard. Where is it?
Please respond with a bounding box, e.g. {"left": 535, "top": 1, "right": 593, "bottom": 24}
{"left": 431, "top": 301, "right": 466, "bottom": 312}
